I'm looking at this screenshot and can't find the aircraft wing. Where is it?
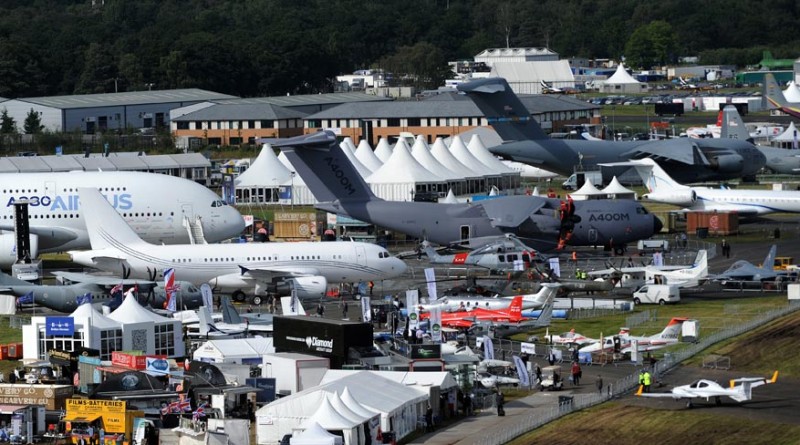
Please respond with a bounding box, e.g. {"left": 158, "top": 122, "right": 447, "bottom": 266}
{"left": 238, "top": 265, "right": 322, "bottom": 281}
{"left": 617, "top": 139, "right": 706, "bottom": 166}
{"left": 52, "top": 271, "right": 156, "bottom": 288}
{"left": 477, "top": 197, "right": 549, "bottom": 229}
{"left": 635, "top": 386, "right": 682, "bottom": 399}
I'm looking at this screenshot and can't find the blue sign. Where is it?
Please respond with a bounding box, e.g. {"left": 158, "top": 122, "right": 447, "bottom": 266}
{"left": 146, "top": 357, "right": 170, "bottom": 373}
{"left": 246, "top": 378, "right": 276, "bottom": 403}
{"left": 45, "top": 317, "right": 74, "bottom": 336}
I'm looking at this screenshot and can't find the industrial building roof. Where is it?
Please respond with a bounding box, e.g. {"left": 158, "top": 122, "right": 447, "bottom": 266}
{"left": 18, "top": 89, "right": 237, "bottom": 109}
{"left": 216, "top": 92, "right": 391, "bottom": 107}
{"left": 171, "top": 103, "right": 307, "bottom": 121}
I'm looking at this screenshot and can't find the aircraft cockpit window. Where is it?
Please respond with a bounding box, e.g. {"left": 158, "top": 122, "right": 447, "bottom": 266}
{"left": 689, "top": 381, "right": 701, "bottom": 388}
{"left": 636, "top": 206, "right": 649, "bottom": 214}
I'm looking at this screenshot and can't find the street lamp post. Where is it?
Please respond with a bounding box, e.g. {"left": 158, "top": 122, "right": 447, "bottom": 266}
{"left": 290, "top": 171, "right": 296, "bottom": 209}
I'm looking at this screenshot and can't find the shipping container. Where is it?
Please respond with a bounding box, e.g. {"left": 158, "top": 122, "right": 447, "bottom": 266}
{"left": 686, "top": 211, "right": 738, "bottom": 235}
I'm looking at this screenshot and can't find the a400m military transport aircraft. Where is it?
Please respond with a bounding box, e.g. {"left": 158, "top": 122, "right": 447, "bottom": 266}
{"left": 277, "top": 131, "right": 661, "bottom": 252}
{"left": 457, "top": 77, "right": 766, "bottom": 183}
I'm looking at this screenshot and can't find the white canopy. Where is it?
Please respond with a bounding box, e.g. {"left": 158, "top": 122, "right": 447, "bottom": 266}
{"left": 449, "top": 135, "right": 497, "bottom": 178}
{"left": 783, "top": 81, "right": 800, "bottom": 102}
{"left": 410, "top": 136, "right": 461, "bottom": 181}
{"left": 340, "top": 142, "right": 373, "bottom": 178}
{"left": 466, "top": 134, "right": 516, "bottom": 174}
{"left": 277, "top": 152, "right": 317, "bottom": 206}
{"left": 290, "top": 421, "right": 343, "bottom": 445}
{"left": 70, "top": 302, "right": 121, "bottom": 329}
{"left": 601, "top": 176, "right": 637, "bottom": 199}
{"left": 108, "top": 294, "right": 174, "bottom": 323}
{"left": 570, "top": 180, "right": 606, "bottom": 200}
{"left": 354, "top": 140, "right": 383, "bottom": 172}
{"left": 430, "top": 137, "right": 481, "bottom": 179}
{"left": 340, "top": 137, "right": 357, "bottom": 153}
{"left": 440, "top": 189, "right": 459, "bottom": 203}
{"left": 604, "top": 64, "right": 641, "bottom": 85}
{"left": 773, "top": 121, "right": 799, "bottom": 142}
{"left": 192, "top": 337, "right": 275, "bottom": 363}
{"left": 373, "top": 138, "right": 393, "bottom": 163}
{"left": 235, "top": 144, "right": 292, "bottom": 186}
{"left": 303, "top": 395, "right": 360, "bottom": 445}
{"left": 366, "top": 139, "right": 445, "bottom": 201}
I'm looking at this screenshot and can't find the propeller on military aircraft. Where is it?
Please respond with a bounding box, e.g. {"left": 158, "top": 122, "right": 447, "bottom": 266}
{"left": 557, "top": 196, "right": 580, "bottom": 250}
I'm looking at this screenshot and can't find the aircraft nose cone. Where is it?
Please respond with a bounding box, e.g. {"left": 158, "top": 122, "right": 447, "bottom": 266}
{"left": 653, "top": 216, "right": 663, "bottom": 234}
{"left": 393, "top": 258, "right": 409, "bottom": 276}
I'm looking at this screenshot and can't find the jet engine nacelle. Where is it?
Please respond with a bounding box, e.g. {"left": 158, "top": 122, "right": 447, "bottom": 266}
{"left": 643, "top": 190, "right": 696, "bottom": 206}
{"left": 710, "top": 154, "right": 744, "bottom": 173}
{"left": 267, "top": 276, "right": 328, "bottom": 299}
{"left": 0, "top": 233, "right": 38, "bottom": 268}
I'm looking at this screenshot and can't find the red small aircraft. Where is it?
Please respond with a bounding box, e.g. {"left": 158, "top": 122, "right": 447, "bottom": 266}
{"left": 420, "top": 296, "right": 527, "bottom": 328}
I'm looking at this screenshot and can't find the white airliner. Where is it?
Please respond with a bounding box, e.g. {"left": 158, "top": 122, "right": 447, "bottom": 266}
{"left": 636, "top": 371, "right": 778, "bottom": 408}
{"left": 70, "top": 188, "right": 407, "bottom": 301}
{"left": 0, "top": 171, "right": 245, "bottom": 267}
{"left": 615, "top": 158, "right": 800, "bottom": 215}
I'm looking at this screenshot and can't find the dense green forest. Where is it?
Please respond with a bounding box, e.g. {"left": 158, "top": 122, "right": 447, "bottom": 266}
{"left": 0, "top": 0, "right": 798, "bottom": 99}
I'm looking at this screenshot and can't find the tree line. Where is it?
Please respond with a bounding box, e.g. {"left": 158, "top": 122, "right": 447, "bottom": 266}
{"left": 0, "top": 0, "right": 797, "bottom": 100}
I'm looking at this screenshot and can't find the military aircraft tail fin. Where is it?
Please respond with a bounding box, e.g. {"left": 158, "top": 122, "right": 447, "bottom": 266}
{"left": 764, "top": 73, "right": 788, "bottom": 109}
{"left": 720, "top": 105, "right": 752, "bottom": 143}
{"left": 0, "top": 271, "right": 34, "bottom": 286}
{"left": 763, "top": 245, "right": 778, "bottom": 271}
{"left": 77, "top": 187, "right": 146, "bottom": 251}
{"left": 220, "top": 296, "right": 242, "bottom": 324}
{"left": 271, "top": 131, "right": 378, "bottom": 204}
{"left": 532, "top": 284, "right": 558, "bottom": 327}
{"left": 458, "top": 77, "right": 550, "bottom": 141}
{"left": 198, "top": 305, "right": 214, "bottom": 336}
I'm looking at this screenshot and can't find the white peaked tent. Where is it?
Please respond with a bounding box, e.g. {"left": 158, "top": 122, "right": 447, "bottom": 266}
{"left": 467, "top": 134, "right": 521, "bottom": 191}
{"left": 339, "top": 388, "right": 380, "bottom": 445}
{"left": 354, "top": 140, "right": 383, "bottom": 172}
{"left": 602, "top": 176, "right": 637, "bottom": 200}
{"left": 449, "top": 135, "right": 500, "bottom": 192}
{"left": 109, "top": 294, "right": 176, "bottom": 323}
{"left": 430, "top": 137, "right": 485, "bottom": 194}
{"left": 328, "top": 392, "right": 371, "bottom": 445}
{"left": 235, "top": 144, "right": 292, "bottom": 204}
{"left": 303, "top": 395, "right": 361, "bottom": 445}
{"left": 440, "top": 189, "right": 460, "bottom": 204}
{"left": 366, "top": 139, "right": 446, "bottom": 201}
{"left": 373, "top": 138, "right": 393, "bottom": 163}
{"left": 70, "top": 302, "right": 122, "bottom": 329}
{"left": 771, "top": 121, "right": 800, "bottom": 149}
{"left": 106, "top": 294, "right": 185, "bottom": 357}
{"left": 277, "top": 152, "right": 317, "bottom": 205}
{"left": 341, "top": 137, "right": 357, "bottom": 153}
{"left": 290, "top": 421, "right": 343, "bottom": 445}
{"left": 600, "top": 64, "right": 647, "bottom": 93}
{"left": 410, "top": 135, "right": 466, "bottom": 195}
{"left": 569, "top": 180, "right": 606, "bottom": 200}
{"left": 783, "top": 81, "right": 800, "bottom": 102}
{"left": 340, "top": 142, "right": 373, "bottom": 178}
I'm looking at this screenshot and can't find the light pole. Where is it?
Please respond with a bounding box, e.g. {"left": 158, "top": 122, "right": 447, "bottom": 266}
{"left": 290, "top": 171, "right": 296, "bottom": 209}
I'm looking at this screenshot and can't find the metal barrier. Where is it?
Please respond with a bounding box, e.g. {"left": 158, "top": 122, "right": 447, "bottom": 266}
{"left": 625, "top": 309, "right": 656, "bottom": 329}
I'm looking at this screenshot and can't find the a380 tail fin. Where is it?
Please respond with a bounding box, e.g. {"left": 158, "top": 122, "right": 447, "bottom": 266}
{"left": 458, "top": 77, "right": 549, "bottom": 141}
{"left": 272, "top": 131, "right": 377, "bottom": 204}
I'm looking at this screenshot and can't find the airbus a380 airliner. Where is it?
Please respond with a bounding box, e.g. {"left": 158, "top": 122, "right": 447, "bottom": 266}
{"left": 70, "top": 188, "right": 407, "bottom": 301}
{"left": 0, "top": 171, "right": 245, "bottom": 267}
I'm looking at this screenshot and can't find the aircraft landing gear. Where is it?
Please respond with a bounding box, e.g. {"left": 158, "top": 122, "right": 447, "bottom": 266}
{"left": 715, "top": 396, "right": 722, "bottom": 406}
{"left": 686, "top": 400, "right": 693, "bottom": 409}
{"left": 232, "top": 290, "right": 246, "bottom": 302}
{"left": 250, "top": 295, "right": 263, "bottom": 305}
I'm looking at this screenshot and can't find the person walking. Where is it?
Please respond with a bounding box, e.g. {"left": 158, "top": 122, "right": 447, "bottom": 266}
{"left": 368, "top": 281, "right": 374, "bottom": 296}
{"left": 596, "top": 375, "right": 604, "bottom": 394}
{"left": 495, "top": 390, "right": 505, "bottom": 416}
{"left": 425, "top": 404, "right": 434, "bottom": 432}
{"left": 571, "top": 361, "right": 581, "bottom": 386}
{"left": 643, "top": 369, "right": 652, "bottom": 393}
{"left": 316, "top": 303, "right": 325, "bottom": 318}
{"left": 342, "top": 302, "right": 348, "bottom": 319}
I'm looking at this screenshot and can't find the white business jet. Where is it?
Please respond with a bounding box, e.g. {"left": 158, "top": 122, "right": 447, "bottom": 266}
{"left": 636, "top": 371, "right": 778, "bottom": 408}
{"left": 70, "top": 188, "right": 407, "bottom": 301}
{"left": 613, "top": 158, "right": 800, "bottom": 215}
{"left": 0, "top": 171, "right": 244, "bottom": 267}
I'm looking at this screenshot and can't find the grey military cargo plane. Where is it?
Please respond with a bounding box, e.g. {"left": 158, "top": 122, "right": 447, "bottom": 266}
{"left": 457, "top": 77, "right": 766, "bottom": 183}
{"left": 277, "top": 131, "right": 662, "bottom": 252}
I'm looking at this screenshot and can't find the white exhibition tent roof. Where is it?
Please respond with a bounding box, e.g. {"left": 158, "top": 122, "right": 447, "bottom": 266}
{"left": 366, "top": 139, "right": 445, "bottom": 200}
{"left": 440, "top": 189, "right": 460, "bottom": 203}
{"left": 108, "top": 294, "right": 175, "bottom": 323}
{"left": 290, "top": 421, "right": 343, "bottom": 445}
{"left": 341, "top": 137, "right": 357, "bottom": 153}
{"left": 321, "top": 370, "right": 458, "bottom": 392}
{"left": 604, "top": 64, "right": 642, "bottom": 85}
{"left": 70, "top": 302, "right": 121, "bottom": 329}
{"left": 449, "top": 135, "right": 498, "bottom": 177}
{"left": 466, "top": 134, "right": 516, "bottom": 174}
{"left": 192, "top": 337, "right": 275, "bottom": 361}
{"left": 569, "top": 180, "right": 606, "bottom": 200}
{"left": 601, "top": 176, "right": 637, "bottom": 199}
{"left": 373, "top": 137, "right": 393, "bottom": 163}
{"left": 354, "top": 139, "right": 383, "bottom": 172}
{"left": 430, "top": 137, "right": 481, "bottom": 179}
{"left": 783, "top": 81, "right": 800, "bottom": 102}
{"left": 410, "top": 136, "right": 461, "bottom": 182}
{"left": 235, "top": 144, "right": 292, "bottom": 186}
{"left": 773, "top": 121, "right": 799, "bottom": 142}
{"left": 340, "top": 142, "right": 373, "bottom": 178}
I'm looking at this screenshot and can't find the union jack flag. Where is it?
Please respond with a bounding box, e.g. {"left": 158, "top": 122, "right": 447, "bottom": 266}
{"left": 193, "top": 402, "right": 207, "bottom": 421}
{"left": 110, "top": 283, "right": 123, "bottom": 296}
{"left": 164, "top": 268, "right": 180, "bottom": 311}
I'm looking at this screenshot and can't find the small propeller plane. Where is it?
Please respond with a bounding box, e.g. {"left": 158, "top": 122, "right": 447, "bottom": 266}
{"left": 636, "top": 371, "right": 778, "bottom": 408}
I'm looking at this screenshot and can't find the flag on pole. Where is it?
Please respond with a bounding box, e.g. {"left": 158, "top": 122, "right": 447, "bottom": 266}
{"left": 75, "top": 292, "right": 92, "bottom": 306}
{"left": 424, "top": 268, "right": 438, "bottom": 302}
{"left": 110, "top": 283, "right": 123, "bottom": 296}
{"left": 513, "top": 355, "right": 530, "bottom": 387}
{"left": 18, "top": 291, "right": 34, "bottom": 305}
{"left": 164, "top": 268, "right": 179, "bottom": 311}
{"left": 193, "top": 403, "right": 207, "bottom": 421}
{"left": 483, "top": 336, "right": 495, "bottom": 361}
{"left": 360, "top": 296, "right": 372, "bottom": 322}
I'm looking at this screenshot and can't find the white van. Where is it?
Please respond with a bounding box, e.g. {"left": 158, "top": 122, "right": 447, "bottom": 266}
{"left": 562, "top": 171, "right": 603, "bottom": 190}
{"left": 632, "top": 284, "right": 680, "bottom": 305}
